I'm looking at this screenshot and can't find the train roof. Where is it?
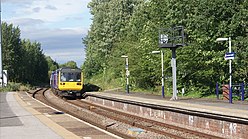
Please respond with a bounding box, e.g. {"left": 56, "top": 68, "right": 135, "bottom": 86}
{"left": 51, "top": 67, "right": 82, "bottom": 73}
{"left": 59, "top": 67, "right": 82, "bottom": 72}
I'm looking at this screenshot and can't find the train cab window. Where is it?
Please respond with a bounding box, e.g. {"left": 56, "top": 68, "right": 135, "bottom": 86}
{"left": 69, "top": 72, "right": 81, "bottom": 82}
{"left": 76, "top": 73, "right": 81, "bottom": 81}
{"left": 60, "top": 73, "right": 67, "bottom": 81}
{"left": 61, "top": 72, "right": 81, "bottom": 82}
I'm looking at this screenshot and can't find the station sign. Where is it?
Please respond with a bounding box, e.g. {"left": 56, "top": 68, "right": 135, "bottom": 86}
{"left": 225, "top": 52, "right": 235, "bottom": 60}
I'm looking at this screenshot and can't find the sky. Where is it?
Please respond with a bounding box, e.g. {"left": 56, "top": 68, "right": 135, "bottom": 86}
{"left": 2, "top": 0, "right": 92, "bottom": 67}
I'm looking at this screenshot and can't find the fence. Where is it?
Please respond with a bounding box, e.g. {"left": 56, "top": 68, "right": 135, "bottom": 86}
{"left": 216, "top": 83, "right": 248, "bottom": 103}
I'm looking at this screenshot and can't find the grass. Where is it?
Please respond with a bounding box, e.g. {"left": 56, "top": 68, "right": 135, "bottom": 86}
{"left": 0, "top": 82, "right": 32, "bottom": 93}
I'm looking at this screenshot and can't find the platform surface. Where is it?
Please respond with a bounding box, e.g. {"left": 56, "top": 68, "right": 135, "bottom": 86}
{"left": 1, "top": 91, "right": 120, "bottom": 139}
{"left": 0, "top": 92, "right": 63, "bottom": 139}
{"left": 86, "top": 91, "right": 248, "bottom": 119}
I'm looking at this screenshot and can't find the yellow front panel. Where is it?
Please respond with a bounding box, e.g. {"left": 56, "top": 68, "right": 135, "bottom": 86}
{"left": 58, "top": 70, "right": 83, "bottom": 91}
{"left": 58, "top": 82, "right": 83, "bottom": 91}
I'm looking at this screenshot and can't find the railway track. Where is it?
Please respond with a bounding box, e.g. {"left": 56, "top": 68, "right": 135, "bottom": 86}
{"left": 32, "top": 88, "right": 225, "bottom": 139}
{"left": 33, "top": 88, "right": 132, "bottom": 139}
{"left": 68, "top": 99, "right": 224, "bottom": 139}
{"left": 32, "top": 88, "right": 49, "bottom": 104}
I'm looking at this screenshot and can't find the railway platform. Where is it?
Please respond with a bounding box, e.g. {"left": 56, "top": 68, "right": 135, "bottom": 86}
{"left": 86, "top": 91, "right": 248, "bottom": 119}
{"left": 0, "top": 92, "right": 65, "bottom": 139}
{"left": 0, "top": 91, "right": 119, "bottom": 139}
{"left": 85, "top": 91, "right": 248, "bottom": 138}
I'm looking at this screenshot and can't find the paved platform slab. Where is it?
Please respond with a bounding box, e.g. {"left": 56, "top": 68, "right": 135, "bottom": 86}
{"left": 0, "top": 92, "right": 62, "bottom": 139}
{"left": 0, "top": 93, "right": 23, "bottom": 127}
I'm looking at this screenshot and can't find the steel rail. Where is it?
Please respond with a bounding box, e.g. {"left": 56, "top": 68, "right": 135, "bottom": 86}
{"left": 70, "top": 99, "right": 224, "bottom": 139}
{"left": 34, "top": 89, "right": 133, "bottom": 139}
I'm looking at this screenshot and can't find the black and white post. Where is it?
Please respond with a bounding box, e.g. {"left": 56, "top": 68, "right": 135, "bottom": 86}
{"left": 121, "top": 55, "right": 129, "bottom": 94}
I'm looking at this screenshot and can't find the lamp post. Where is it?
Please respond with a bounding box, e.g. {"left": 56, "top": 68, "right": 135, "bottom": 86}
{"left": 121, "top": 55, "right": 129, "bottom": 94}
{"left": 216, "top": 37, "right": 232, "bottom": 103}
{"left": 152, "top": 50, "right": 165, "bottom": 98}
{"left": 0, "top": 0, "right": 3, "bottom": 87}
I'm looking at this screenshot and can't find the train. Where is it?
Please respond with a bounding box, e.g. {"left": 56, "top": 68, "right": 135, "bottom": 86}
{"left": 50, "top": 67, "right": 84, "bottom": 97}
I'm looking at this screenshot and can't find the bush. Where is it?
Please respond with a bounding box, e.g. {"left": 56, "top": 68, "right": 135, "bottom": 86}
{"left": 19, "top": 84, "right": 31, "bottom": 91}
{"left": 0, "top": 82, "right": 31, "bottom": 92}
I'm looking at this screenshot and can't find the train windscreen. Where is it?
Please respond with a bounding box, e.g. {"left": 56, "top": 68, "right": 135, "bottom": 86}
{"left": 60, "top": 71, "right": 81, "bottom": 82}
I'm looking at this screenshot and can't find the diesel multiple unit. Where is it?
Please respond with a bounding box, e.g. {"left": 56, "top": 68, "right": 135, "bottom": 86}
{"left": 50, "top": 67, "right": 83, "bottom": 97}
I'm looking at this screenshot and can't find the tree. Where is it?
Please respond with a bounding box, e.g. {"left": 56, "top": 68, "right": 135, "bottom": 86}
{"left": 83, "top": 0, "right": 140, "bottom": 78}
{"left": 46, "top": 56, "right": 59, "bottom": 71}
{"left": 83, "top": 0, "right": 248, "bottom": 95}
{"left": 60, "top": 61, "right": 78, "bottom": 69}
{"left": 2, "top": 22, "right": 22, "bottom": 82}
{"left": 21, "top": 39, "right": 49, "bottom": 84}
{"left": 2, "top": 22, "right": 50, "bottom": 85}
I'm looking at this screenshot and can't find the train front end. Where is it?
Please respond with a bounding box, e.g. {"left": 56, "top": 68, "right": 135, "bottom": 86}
{"left": 58, "top": 68, "right": 83, "bottom": 97}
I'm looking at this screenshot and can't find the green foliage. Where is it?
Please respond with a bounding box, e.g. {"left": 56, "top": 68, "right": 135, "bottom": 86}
{"left": 21, "top": 39, "right": 49, "bottom": 84}
{"left": 83, "top": 0, "right": 248, "bottom": 97}
{"left": 0, "top": 82, "right": 31, "bottom": 92}
{"left": 59, "top": 61, "right": 78, "bottom": 69}
{"left": 2, "top": 22, "right": 49, "bottom": 85}
{"left": 46, "top": 56, "right": 59, "bottom": 71}
{"left": 2, "top": 22, "right": 22, "bottom": 82}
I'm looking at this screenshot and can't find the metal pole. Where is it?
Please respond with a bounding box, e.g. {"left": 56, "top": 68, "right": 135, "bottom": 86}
{"left": 161, "top": 51, "right": 164, "bottom": 98}
{"left": 216, "top": 83, "right": 219, "bottom": 99}
{"left": 171, "top": 48, "right": 177, "bottom": 100}
{"left": 126, "top": 57, "right": 129, "bottom": 94}
{"left": 241, "top": 82, "right": 244, "bottom": 101}
{"left": 0, "top": 0, "right": 3, "bottom": 87}
{"left": 229, "top": 37, "right": 232, "bottom": 103}
{"left": 103, "top": 64, "right": 106, "bottom": 90}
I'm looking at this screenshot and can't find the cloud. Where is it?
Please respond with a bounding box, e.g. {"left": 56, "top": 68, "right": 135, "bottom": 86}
{"left": 20, "top": 27, "right": 87, "bottom": 66}
{"left": 2, "top": 0, "right": 92, "bottom": 66}
{"left": 44, "top": 48, "right": 86, "bottom": 67}
{"left": 45, "top": 47, "right": 85, "bottom": 58}
{"left": 8, "top": 0, "right": 90, "bottom": 22}
{"left": 2, "top": 0, "right": 35, "bottom": 4}
{"left": 32, "top": 7, "right": 41, "bottom": 13}
{"left": 10, "top": 18, "right": 44, "bottom": 27}
{"left": 2, "top": 0, "right": 40, "bottom": 10}
{"left": 45, "top": 5, "right": 57, "bottom": 10}
{"left": 20, "top": 26, "right": 88, "bottom": 40}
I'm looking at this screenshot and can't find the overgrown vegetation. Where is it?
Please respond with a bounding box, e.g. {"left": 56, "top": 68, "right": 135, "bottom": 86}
{"left": 0, "top": 82, "right": 32, "bottom": 92}
{"left": 82, "top": 0, "right": 248, "bottom": 97}
{"left": 2, "top": 22, "right": 49, "bottom": 85}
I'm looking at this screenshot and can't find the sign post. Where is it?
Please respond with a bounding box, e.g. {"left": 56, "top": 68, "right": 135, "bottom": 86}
{"left": 121, "top": 55, "right": 129, "bottom": 94}
{"left": 216, "top": 37, "right": 234, "bottom": 103}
